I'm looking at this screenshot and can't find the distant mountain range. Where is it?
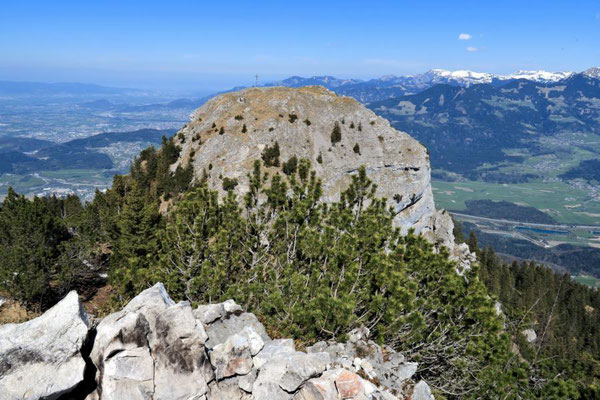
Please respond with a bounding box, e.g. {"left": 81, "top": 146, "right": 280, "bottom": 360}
{"left": 368, "top": 70, "right": 600, "bottom": 177}
{"left": 264, "top": 68, "right": 599, "bottom": 102}
{"left": 2, "top": 67, "right": 599, "bottom": 181}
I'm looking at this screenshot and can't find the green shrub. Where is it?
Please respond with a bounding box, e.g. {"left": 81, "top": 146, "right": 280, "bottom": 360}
{"left": 282, "top": 155, "right": 298, "bottom": 175}
{"left": 261, "top": 141, "right": 280, "bottom": 167}
{"left": 151, "top": 164, "right": 512, "bottom": 397}
{"left": 331, "top": 122, "right": 342, "bottom": 145}
{"left": 222, "top": 177, "right": 238, "bottom": 191}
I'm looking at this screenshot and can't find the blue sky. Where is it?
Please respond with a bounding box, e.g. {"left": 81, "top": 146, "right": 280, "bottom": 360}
{"left": 1, "top": 0, "right": 599, "bottom": 92}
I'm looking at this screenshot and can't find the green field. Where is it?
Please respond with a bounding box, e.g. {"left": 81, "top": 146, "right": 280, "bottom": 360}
{"left": 432, "top": 179, "right": 600, "bottom": 225}
{"left": 0, "top": 169, "right": 114, "bottom": 200}
{"left": 495, "top": 133, "right": 600, "bottom": 177}
{"left": 434, "top": 132, "right": 600, "bottom": 226}
{"left": 40, "top": 169, "right": 110, "bottom": 182}
{"left": 573, "top": 275, "right": 600, "bottom": 289}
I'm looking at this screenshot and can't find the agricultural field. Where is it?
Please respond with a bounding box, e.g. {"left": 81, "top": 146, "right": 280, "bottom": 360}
{"left": 432, "top": 179, "right": 600, "bottom": 225}
{"left": 572, "top": 275, "right": 600, "bottom": 289}
{"left": 0, "top": 169, "right": 113, "bottom": 200}
{"left": 431, "top": 132, "right": 600, "bottom": 286}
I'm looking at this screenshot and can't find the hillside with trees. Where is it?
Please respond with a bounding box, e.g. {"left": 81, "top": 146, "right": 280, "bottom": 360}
{"left": 0, "top": 132, "right": 599, "bottom": 397}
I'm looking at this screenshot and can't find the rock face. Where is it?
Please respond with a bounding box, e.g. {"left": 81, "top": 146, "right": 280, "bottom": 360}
{"left": 89, "top": 283, "right": 213, "bottom": 400}
{"left": 0, "top": 285, "right": 435, "bottom": 399}
{"left": 87, "top": 285, "right": 433, "bottom": 399}
{"left": 306, "top": 326, "right": 419, "bottom": 396}
{"left": 172, "top": 86, "right": 456, "bottom": 250}
{"left": 0, "top": 291, "right": 90, "bottom": 400}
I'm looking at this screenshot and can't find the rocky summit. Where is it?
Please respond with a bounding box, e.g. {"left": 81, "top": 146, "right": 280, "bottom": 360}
{"left": 172, "top": 86, "right": 460, "bottom": 255}
{"left": 0, "top": 283, "right": 434, "bottom": 400}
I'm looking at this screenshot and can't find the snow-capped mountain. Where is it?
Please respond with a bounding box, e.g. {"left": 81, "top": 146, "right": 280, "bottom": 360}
{"left": 583, "top": 67, "right": 600, "bottom": 79}
{"left": 255, "top": 67, "right": 599, "bottom": 103}
{"left": 424, "top": 69, "right": 495, "bottom": 85}
{"left": 421, "top": 69, "right": 575, "bottom": 86}
{"left": 499, "top": 70, "right": 574, "bottom": 82}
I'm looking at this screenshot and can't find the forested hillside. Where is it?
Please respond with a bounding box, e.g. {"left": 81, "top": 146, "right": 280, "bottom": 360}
{"left": 0, "top": 133, "right": 599, "bottom": 398}
{"left": 369, "top": 73, "right": 600, "bottom": 176}
{"left": 458, "top": 227, "right": 600, "bottom": 398}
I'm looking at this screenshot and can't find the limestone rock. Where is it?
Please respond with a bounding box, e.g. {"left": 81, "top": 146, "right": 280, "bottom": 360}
{"left": 0, "top": 291, "right": 90, "bottom": 400}
{"left": 208, "top": 377, "right": 251, "bottom": 400}
{"left": 203, "top": 303, "right": 270, "bottom": 350}
{"left": 1, "top": 286, "right": 433, "bottom": 400}
{"left": 238, "top": 367, "right": 258, "bottom": 392}
{"left": 522, "top": 328, "right": 537, "bottom": 343}
{"left": 307, "top": 328, "right": 417, "bottom": 395}
{"left": 334, "top": 369, "right": 363, "bottom": 398}
{"left": 252, "top": 351, "right": 330, "bottom": 399}
{"left": 294, "top": 368, "right": 395, "bottom": 400}
{"left": 194, "top": 299, "right": 243, "bottom": 325}
{"left": 173, "top": 86, "right": 451, "bottom": 249}
{"left": 410, "top": 381, "right": 434, "bottom": 400}
{"left": 90, "top": 283, "right": 212, "bottom": 400}
{"left": 210, "top": 327, "right": 264, "bottom": 379}
{"left": 253, "top": 338, "right": 296, "bottom": 369}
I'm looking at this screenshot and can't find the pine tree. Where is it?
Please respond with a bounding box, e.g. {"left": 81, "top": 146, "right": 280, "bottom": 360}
{"left": 331, "top": 121, "right": 342, "bottom": 144}
{"left": 0, "top": 188, "right": 70, "bottom": 309}
{"left": 282, "top": 155, "right": 298, "bottom": 175}
{"left": 109, "top": 182, "right": 161, "bottom": 300}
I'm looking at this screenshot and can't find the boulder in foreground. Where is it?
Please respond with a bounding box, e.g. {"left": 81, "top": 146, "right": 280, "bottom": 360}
{"left": 0, "top": 284, "right": 434, "bottom": 399}
{"left": 0, "top": 291, "right": 90, "bottom": 400}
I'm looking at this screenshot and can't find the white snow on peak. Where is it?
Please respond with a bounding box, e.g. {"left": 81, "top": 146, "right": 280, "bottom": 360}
{"left": 419, "top": 69, "right": 577, "bottom": 85}
{"left": 583, "top": 67, "right": 600, "bottom": 78}
{"left": 431, "top": 69, "right": 491, "bottom": 79}
{"left": 501, "top": 70, "right": 574, "bottom": 82}
{"left": 426, "top": 69, "right": 494, "bottom": 85}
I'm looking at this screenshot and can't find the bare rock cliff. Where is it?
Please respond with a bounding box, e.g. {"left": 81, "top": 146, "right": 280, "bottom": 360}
{"left": 172, "top": 86, "right": 458, "bottom": 252}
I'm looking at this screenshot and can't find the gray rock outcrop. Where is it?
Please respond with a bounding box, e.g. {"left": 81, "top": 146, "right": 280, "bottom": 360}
{"left": 410, "top": 381, "right": 435, "bottom": 400}
{"left": 307, "top": 326, "right": 419, "bottom": 395}
{"left": 0, "top": 285, "right": 434, "bottom": 399}
{"left": 0, "top": 291, "right": 90, "bottom": 400}
{"left": 172, "top": 86, "right": 456, "bottom": 251}
{"left": 89, "top": 283, "right": 213, "bottom": 400}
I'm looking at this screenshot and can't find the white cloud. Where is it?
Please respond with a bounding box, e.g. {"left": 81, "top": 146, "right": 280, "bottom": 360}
{"left": 458, "top": 33, "right": 472, "bottom": 40}
{"left": 466, "top": 46, "right": 480, "bottom": 52}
